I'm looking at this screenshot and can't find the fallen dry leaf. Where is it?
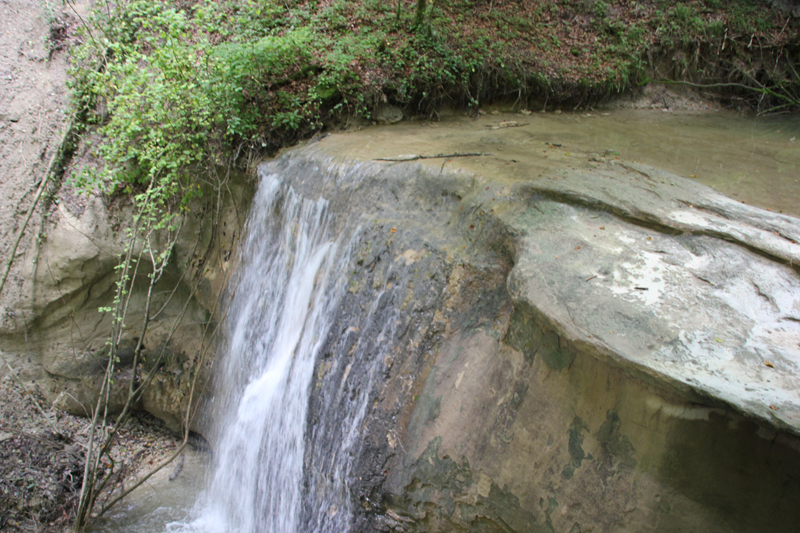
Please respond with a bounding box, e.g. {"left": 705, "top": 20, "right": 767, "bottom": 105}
{"left": 765, "top": 361, "right": 775, "bottom": 368}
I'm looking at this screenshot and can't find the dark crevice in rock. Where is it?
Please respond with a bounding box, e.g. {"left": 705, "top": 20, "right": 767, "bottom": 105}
{"left": 519, "top": 187, "right": 685, "bottom": 235}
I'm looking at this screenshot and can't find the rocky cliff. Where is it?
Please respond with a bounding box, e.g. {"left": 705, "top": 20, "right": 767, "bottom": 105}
{"left": 257, "top": 129, "right": 800, "bottom": 532}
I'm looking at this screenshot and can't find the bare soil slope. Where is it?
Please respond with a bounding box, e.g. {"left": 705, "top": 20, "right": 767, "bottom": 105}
{"left": 0, "top": 0, "right": 79, "bottom": 352}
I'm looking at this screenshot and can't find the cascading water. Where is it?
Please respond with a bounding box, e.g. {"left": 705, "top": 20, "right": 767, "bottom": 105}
{"left": 188, "top": 169, "right": 349, "bottom": 533}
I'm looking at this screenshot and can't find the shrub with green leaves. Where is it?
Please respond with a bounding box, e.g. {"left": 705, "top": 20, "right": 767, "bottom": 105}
{"left": 69, "top": 0, "right": 494, "bottom": 206}
{"left": 68, "top": 0, "right": 799, "bottom": 210}
{"left": 69, "top": 1, "right": 323, "bottom": 206}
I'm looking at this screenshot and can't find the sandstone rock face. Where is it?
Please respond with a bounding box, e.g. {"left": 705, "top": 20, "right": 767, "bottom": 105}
{"left": 0, "top": 171, "right": 252, "bottom": 432}
{"left": 263, "top": 138, "right": 800, "bottom": 532}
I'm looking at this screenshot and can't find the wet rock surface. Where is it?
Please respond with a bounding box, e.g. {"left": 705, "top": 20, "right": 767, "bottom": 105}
{"left": 267, "top": 133, "right": 800, "bottom": 532}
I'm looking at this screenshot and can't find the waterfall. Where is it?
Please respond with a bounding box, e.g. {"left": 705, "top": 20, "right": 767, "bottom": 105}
{"left": 151, "top": 152, "right": 402, "bottom": 533}
{"left": 189, "top": 170, "right": 345, "bottom": 533}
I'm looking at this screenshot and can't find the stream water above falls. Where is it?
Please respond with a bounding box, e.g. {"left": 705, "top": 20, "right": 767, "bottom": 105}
{"left": 88, "top": 107, "right": 800, "bottom": 533}
{"left": 324, "top": 107, "right": 800, "bottom": 216}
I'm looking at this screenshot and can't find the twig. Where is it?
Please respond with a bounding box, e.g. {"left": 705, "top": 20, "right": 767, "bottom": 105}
{"left": 585, "top": 274, "right": 597, "bottom": 282}
{"left": 374, "top": 152, "right": 493, "bottom": 162}
{"left": 777, "top": 16, "right": 790, "bottom": 41}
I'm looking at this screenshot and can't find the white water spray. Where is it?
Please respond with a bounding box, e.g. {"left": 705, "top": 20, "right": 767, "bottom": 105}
{"left": 190, "top": 173, "right": 341, "bottom": 533}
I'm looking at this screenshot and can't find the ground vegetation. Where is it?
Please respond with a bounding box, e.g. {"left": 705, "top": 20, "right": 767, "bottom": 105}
{"left": 67, "top": 0, "right": 800, "bottom": 202}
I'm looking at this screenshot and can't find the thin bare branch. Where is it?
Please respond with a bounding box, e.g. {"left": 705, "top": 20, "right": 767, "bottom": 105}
{"left": 374, "top": 152, "right": 493, "bottom": 162}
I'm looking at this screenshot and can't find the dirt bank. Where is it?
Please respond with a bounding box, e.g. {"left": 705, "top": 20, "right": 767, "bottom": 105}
{"left": 0, "top": 0, "right": 77, "bottom": 333}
